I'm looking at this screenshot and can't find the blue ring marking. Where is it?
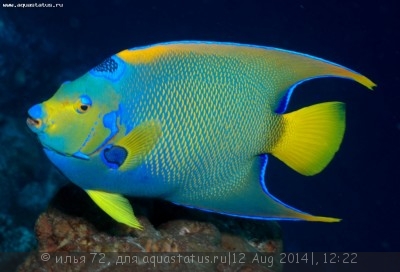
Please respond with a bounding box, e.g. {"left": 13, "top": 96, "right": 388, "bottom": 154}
{"left": 89, "top": 55, "right": 126, "bottom": 82}
{"left": 100, "top": 144, "right": 120, "bottom": 169}
{"left": 102, "top": 145, "right": 128, "bottom": 169}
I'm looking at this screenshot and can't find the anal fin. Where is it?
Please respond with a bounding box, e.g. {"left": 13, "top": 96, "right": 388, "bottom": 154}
{"left": 184, "top": 156, "right": 340, "bottom": 223}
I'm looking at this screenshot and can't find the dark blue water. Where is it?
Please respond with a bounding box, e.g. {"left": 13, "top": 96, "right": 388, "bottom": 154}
{"left": 0, "top": 0, "right": 398, "bottom": 253}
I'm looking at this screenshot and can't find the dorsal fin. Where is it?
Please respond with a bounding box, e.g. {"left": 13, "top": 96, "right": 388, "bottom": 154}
{"left": 257, "top": 47, "right": 376, "bottom": 113}
{"left": 117, "top": 42, "right": 375, "bottom": 114}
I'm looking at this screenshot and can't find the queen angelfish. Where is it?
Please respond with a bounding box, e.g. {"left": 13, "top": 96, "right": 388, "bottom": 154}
{"left": 27, "top": 41, "right": 375, "bottom": 229}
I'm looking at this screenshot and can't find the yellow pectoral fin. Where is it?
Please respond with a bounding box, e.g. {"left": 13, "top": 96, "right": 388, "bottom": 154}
{"left": 114, "top": 120, "right": 162, "bottom": 171}
{"left": 86, "top": 190, "right": 143, "bottom": 229}
{"left": 271, "top": 101, "right": 345, "bottom": 176}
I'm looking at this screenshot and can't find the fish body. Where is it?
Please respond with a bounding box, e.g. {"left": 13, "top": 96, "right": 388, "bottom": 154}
{"left": 27, "top": 42, "right": 375, "bottom": 229}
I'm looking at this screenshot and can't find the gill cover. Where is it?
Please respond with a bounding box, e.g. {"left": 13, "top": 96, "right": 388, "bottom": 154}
{"left": 34, "top": 74, "right": 122, "bottom": 157}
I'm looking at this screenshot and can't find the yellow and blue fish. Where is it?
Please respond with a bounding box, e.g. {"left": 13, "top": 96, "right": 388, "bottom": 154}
{"left": 27, "top": 41, "right": 375, "bottom": 229}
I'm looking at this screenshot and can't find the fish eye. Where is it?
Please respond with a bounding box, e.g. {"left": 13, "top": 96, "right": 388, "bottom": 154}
{"left": 80, "top": 104, "right": 89, "bottom": 111}
{"left": 75, "top": 95, "right": 92, "bottom": 114}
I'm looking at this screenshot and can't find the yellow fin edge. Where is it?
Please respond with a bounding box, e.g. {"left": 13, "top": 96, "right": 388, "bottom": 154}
{"left": 299, "top": 214, "right": 342, "bottom": 223}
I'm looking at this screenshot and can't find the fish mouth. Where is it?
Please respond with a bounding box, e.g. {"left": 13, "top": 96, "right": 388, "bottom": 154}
{"left": 26, "top": 115, "right": 92, "bottom": 160}
{"left": 26, "top": 116, "right": 39, "bottom": 126}
{"left": 26, "top": 116, "right": 42, "bottom": 132}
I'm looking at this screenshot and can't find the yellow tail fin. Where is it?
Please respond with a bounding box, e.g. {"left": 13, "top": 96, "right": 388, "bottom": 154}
{"left": 271, "top": 102, "right": 345, "bottom": 176}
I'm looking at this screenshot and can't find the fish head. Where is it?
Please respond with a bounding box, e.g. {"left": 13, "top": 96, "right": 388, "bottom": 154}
{"left": 27, "top": 74, "right": 122, "bottom": 159}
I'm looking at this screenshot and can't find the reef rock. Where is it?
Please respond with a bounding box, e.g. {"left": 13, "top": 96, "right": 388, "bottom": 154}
{"left": 18, "top": 184, "right": 283, "bottom": 271}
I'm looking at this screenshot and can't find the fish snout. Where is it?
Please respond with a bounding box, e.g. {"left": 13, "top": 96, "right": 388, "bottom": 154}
{"left": 27, "top": 104, "right": 45, "bottom": 132}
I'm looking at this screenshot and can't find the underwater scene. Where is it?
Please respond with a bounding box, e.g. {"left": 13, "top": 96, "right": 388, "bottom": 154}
{"left": 0, "top": 0, "right": 399, "bottom": 271}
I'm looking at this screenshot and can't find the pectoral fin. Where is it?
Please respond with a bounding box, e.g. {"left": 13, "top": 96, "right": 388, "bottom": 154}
{"left": 101, "top": 120, "right": 162, "bottom": 171}
{"left": 86, "top": 190, "right": 143, "bottom": 229}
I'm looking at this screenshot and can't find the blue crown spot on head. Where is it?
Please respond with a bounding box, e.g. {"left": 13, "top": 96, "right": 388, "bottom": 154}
{"left": 93, "top": 58, "right": 118, "bottom": 73}
{"left": 90, "top": 56, "right": 126, "bottom": 82}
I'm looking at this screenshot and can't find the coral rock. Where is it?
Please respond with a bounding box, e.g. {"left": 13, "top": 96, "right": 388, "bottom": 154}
{"left": 18, "top": 185, "right": 283, "bottom": 271}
